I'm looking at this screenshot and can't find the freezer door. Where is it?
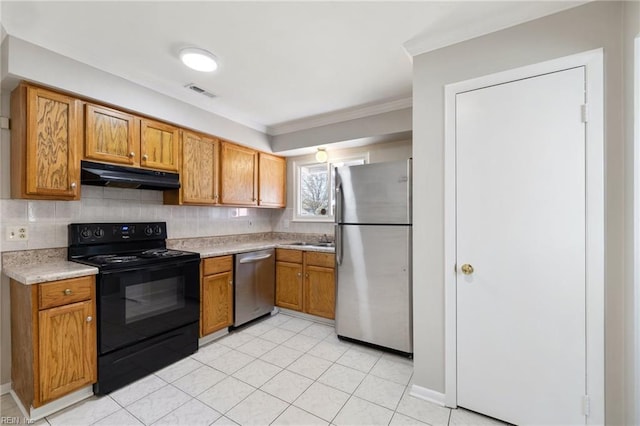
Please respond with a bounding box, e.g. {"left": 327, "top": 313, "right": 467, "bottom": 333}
{"left": 335, "top": 160, "right": 411, "bottom": 225}
{"left": 335, "top": 224, "right": 412, "bottom": 353}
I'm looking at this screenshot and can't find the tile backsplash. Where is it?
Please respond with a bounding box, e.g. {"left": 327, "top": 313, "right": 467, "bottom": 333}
{"left": 0, "top": 186, "right": 277, "bottom": 252}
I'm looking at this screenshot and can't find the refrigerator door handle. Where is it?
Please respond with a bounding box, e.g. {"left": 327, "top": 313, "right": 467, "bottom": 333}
{"left": 335, "top": 182, "right": 343, "bottom": 224}
{"left": 335, "top": 224, "right": 343, "bottom": 265}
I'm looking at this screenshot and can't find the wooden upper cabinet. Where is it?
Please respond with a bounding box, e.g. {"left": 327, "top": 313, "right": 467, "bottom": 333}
{"left": 166, "top": 130, "right": 219, "bottom": 205}
{"left": 140, "top": 118, "right": 180, "bottom": 172}
{"left": 220, "top": 141, "right": 258, "bottom": 206}
{"left": 258, "top": 153, "right": 286, "bottom": 208}
{"left": 85, "top": 103, "right": 138, "bottom": 166}
{"left": 11, "top": 84, "right": 81, "bottom": 200}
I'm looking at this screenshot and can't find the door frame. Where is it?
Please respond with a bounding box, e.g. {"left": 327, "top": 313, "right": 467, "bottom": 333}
{"left": 443, "top": 49, "right": 604, "bottom": 424}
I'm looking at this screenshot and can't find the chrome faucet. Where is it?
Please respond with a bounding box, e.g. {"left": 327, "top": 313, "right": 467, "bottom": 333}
{"left": 319, "top": 234, "right": 331, "bottom": 243}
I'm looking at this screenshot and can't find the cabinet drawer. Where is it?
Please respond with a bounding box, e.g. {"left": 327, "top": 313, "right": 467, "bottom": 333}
{"left": 39, "top": 276, "right": 94, "bottom": 310}
{"left": 305, "top": 252, "right": 335, "bottom": 268}
{"left": 203, "top": 255, "right": 233, "bottom": 276}
{"left": 276, "top": 249, "right": 302, "bottom": 263}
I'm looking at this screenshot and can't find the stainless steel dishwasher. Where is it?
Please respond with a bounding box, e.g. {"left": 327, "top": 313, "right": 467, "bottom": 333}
{"left": 234, "top": 248, "right": 275, "bottom": 327}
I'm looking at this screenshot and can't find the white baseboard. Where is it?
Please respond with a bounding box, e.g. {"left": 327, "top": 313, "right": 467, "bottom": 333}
{"left": 409, "top": 384, "right": 446, "bottom": 407}
{"left": 11, "top": 386, "right": 93, "bottom": 422}
{"left": 1, "top": 382, "right": 11, "bottom": 395}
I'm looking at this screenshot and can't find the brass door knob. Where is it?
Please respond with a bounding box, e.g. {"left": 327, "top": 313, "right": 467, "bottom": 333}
{"left": 129, "top": 152, "right": 136, "bottom": 158}
{"left": 461, "top": 264, "right": 474, "bottom": 275}
{"left": 63, "top": 288, "right": 72, "bottom": 295}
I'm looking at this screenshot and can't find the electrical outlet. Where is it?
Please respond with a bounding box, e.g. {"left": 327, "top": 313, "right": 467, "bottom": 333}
{"left": 6, "top": 225, "right": 29, "bottom": 241}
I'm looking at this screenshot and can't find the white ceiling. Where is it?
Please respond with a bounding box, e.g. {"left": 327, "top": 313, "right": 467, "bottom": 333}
{"left": 1, "top": 1, "right": 583, "bottom": 134}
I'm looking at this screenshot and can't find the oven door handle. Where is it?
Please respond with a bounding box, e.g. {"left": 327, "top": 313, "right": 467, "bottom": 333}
{"left": 238, "top": 253, "right": 273, "bottom": 264}
{"left": 98, "top": 258, "right": 200, "bottom": 276}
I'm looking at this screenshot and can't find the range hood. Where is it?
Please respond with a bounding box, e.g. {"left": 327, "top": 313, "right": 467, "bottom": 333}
{"left": 81, "top": 160, "right": 180, "bottom": 190}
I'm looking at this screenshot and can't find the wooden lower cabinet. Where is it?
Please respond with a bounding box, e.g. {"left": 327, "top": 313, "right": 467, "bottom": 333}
{"left": 275, "top": 261, "right": 303, "bottom": 311}
{"left": 304, "top": 265, "right": 336, "bottom": 319}
{"left": 11, "top": 276, "right": 97, "bottom": 409}
{"left": 201, "top": 256, "right": 234, "bottom": 336}
{"left": 275, "top": 249, "right": 336, "bottom": 319}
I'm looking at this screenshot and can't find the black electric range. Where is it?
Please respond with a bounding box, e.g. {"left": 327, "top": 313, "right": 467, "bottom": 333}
{"left": 68, "top": 222, "right": 201, "bottom": 394}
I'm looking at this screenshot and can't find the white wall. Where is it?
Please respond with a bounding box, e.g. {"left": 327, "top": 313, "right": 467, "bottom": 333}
{"left": 411, "top": 2, "right": 627, "bottom": 423}
{"left": 624, "top": 2, "right": 640, "bottom": 424}
{"left": 0, "top": 16, "right": 7, "bottom": 390}
{"left": 271, "top": 139, "right": 412, "bottom": 235}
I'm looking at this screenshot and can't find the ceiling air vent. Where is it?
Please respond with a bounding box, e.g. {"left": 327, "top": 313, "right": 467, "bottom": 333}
{"left": 185, "top": 83, "right": 216, "bottom": 99}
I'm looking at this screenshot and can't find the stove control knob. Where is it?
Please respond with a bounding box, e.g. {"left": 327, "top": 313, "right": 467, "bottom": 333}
{"left": 144, "top": 226, "right": 153, "bottom": 237}
{"left": 154, "top": 225, "right": 162, "bottom": 235}
{"left": 94, "top": 228, "right": 105, "bottom": 238}
{"left": 80, "top": 227, "right": 91, "bottom": 239}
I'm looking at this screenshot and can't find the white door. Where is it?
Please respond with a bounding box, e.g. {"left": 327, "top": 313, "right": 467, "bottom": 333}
{"left": 456, "top": 67, "right": 587, "bottom": 425}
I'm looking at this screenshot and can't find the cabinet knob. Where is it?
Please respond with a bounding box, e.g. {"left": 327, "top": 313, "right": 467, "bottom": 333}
{"left": 129, "top": 152, "right": 136, "bottom": 158}
{"left": 70, "top": 182, "right": 77, "bottom": 190}
{"left": 229, "top": 280, "right": 233, "bottom": 285}
{"left": 143, "top": 154, "right": 149, "bottom": 161}
{"left": 86, "top": 316, "right": 93, "bottom": 323}
{"left": 297, "top": 272, "right": 302, "bottom": 277}
{"left": 251, "top": 198, "right": 256, "bottom": 202}
{"left": 63, "top": 288, "right": 72, "bottom": 295}
{"left": 305, "top": 273, "right": 309, "bottom": 278}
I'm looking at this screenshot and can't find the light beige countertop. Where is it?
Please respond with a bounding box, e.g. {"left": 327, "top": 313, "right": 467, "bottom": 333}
{"left": 173, "top": 240, "right": 335, "bottom": 258}
{"left": 3, "top": 261, "right": 99, "bottom": 285}
{"left": 2, "top": 237, "right": 334, "bottom": 285}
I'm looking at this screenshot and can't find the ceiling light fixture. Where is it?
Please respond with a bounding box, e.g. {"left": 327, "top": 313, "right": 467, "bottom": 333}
{"left": 179, "top": 47, "right": 218, "bottom": 72}
{"left": 315, "top": 148, "right": 328, "bottom": 163}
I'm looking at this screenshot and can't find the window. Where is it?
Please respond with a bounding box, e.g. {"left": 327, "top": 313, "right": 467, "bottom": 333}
{"left": 294, "top": 155, "right": 368, "bottom": 221}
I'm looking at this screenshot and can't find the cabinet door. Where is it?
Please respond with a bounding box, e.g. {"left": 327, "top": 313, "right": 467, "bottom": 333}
{"left": 201, "top": 271, "right": 233, "bottom": 336}
{"left": 220, "top": 141, "right": 258, "bottom": 205}
{"left": 38, "top": 300, "right": 96, "bottom": 403}
{"left": 258, "top": 153, "right": 286, "bottom": 208}
{"left": 182, "top": 131, "right": 219, "bottom": 204}
{"left": 304, "top": 265, "right": 335, "bottom": 319}
{"left": 140, "top": 118, "right": 180, "bottom": 172}
{"left": 85, "top": 104, "right": 138, "bottom": 166}
{"left": 14, "top": 85, "right": 81, "bottom": 199}
{"left": 276, "top": 261, "right": 303, "bottom": 311}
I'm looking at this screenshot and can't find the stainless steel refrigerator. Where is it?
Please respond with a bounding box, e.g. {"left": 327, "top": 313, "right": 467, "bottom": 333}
{"left": 335, "top": 159, "right": 412, "bottom": 354}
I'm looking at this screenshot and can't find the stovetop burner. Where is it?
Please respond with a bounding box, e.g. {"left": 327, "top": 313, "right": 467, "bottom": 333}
{"left": 139, "top": 249, "right": 186, "bottom": 258}
{"left": 87, "top": 254, "right": 141, "bottom": 264}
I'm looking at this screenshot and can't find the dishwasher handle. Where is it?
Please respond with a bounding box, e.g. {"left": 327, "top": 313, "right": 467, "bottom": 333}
{"left": 239, "top": 253, "right": 273, "bottom": 264}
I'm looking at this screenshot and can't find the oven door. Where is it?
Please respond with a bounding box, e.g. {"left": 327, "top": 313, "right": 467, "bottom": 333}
{"left": 98, "top": 259, "right": 200, "bottom": 354}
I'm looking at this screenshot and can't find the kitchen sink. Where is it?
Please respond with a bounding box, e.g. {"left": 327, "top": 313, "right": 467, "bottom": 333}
{"left": 290, "top": 242, "right": 335, "bottom": 248}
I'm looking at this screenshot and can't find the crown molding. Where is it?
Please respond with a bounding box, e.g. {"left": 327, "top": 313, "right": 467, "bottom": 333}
{"left": 267, "top": 97, "right": 412, "bottom": 136}
{"left": 402, "top": 2, "right": 586, "bottom": 58}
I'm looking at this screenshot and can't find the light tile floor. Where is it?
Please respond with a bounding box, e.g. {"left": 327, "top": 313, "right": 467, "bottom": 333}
{"left": 1, "top": 313, "right": 509, "bottom": 425}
